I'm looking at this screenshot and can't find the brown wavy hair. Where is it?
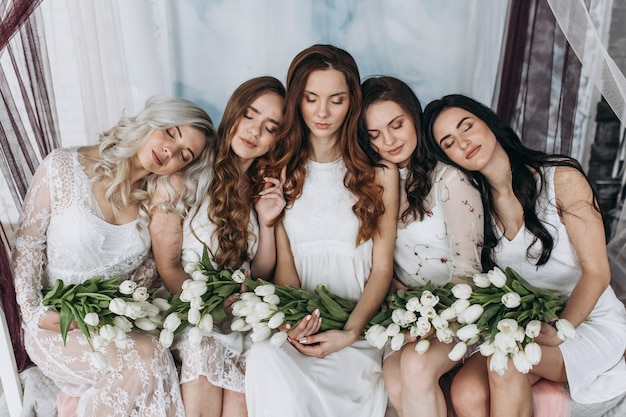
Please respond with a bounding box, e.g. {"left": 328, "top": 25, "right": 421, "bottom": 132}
{"left": 359, "top": 76, "right": 435, "bottom": 223}
{"left": 263, "top": 44, "right": 384, "bottom": 244}
{"left": 191, "top": 76, "right": 285, "bottom": 269}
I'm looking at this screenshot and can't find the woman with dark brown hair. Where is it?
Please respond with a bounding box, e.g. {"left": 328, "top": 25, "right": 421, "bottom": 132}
{"left": 150, "top": 76, "right": 286, "bottom": 417}
{"left": 245, "top": 44, "right": 398, "bottom": 417}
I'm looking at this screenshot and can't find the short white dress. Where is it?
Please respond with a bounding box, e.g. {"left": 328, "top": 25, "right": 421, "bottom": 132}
{"left": 172, "top": 197, "right": 258, "bottom": 393}
{"left": 494, "top": 166, "right": 626, "bottom": 404}
{"left": 13, "top": 148, "right": 184, "bottom": 417}
{"left": 394, "top": 162, "right": 483, "bottom": 287}
{"left": 245, "top": 158, "right": 388, "bottom": 417}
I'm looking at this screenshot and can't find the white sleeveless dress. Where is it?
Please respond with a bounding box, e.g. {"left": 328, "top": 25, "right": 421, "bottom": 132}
{"left": 494, "top": 166, "right": 626, "bottom": 404}
{"left": 12, "top": 148, "right": 184, "bottom": 416}
{"left": 245, "top": 158, "right": 387, "bottom": 417}
{"left": 394, "top": 162, "right": 483, "bottom": 287}
{"left": 172, "top": 197, "right": 258, "bottom": 393}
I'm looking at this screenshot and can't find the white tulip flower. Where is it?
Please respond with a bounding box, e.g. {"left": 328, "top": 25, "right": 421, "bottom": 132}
{"left": 436, "top": 327, "right": 454, "bottom": 344}
{"left": 489, "top": 349, "right": 509, "bottom": 376}
{"left": 151, "top": 298, "right": 171, "bottom": 312}
{"left": 187, "top": 308, "right": 201, "bottom": 325}
{"left": 415, "top": 338, "right": 431, "bottom": 354}
{"left": 188, "top": 326, "right": 204, "bottom": 347}
{"left": 448, "top": 341, "right": 468, "bottom": 361}
{"left": 135, "top": 317, "right": 158, "bottom": 331}
{"left": 254, "top": 284, "right": 276, "bottom": 297}
{"left": 163, "top": 313, "right": 182, "bottom": 331}
{"left": 240, "top": 292, "right": 261, "bottom": 303}
{"left": 451, "top": 299, "right": 470, "bottom": 315}
{"left": 420, "top": 290, "right": 439, "bottom": 307}
{"left": 159, "top": 329, "right": 175, "bottom": 348}
{"left": 139, "top": 301, "right": 160, "bottom": 318}
{"left": 270, "top": 331, "right": 289, "bottom": 347}
{"left": 198, "top": 314, "right": 214, "bottom": 335}
{"left": 113, "top": 316, "right": 133, "bottom": 333}
{"left": 119, "top": 280, "right": 137, "bottom": 295}
{"left": 525, "top": 320, "right": 542, "bottom": 338}
{"left": 184, "top": 280, "right": 209, "bottom": 298}
{"left": 251, "top": 324, "right": 272, "bottom": 342}
{"left": 512, "top": 350, "right": 533, "bottom": 373}
{"left": 124, "top": 302, "right": 146, "bottom": 320}
{"left": 365, "top": 325, "right": 388, "bottom": 349}
{"left": 91, "top": 334, "right": 105, "bottom": 350}
{"left": 181, "top": 248, "right": 201, "bottom": 266}
{"left": 419, "top": 305, "right": 436, "bottom": 319}
{"left": 84, "top": 312, "right": 100, "bottom": 327}
{"left": 232, "top": 270, "right": 246, "bottom": 284}
{"left": 432, "top": 315, "right": 449, "bottom": 330}
{"left": 99, "top": 324, "right": 117, "bottom": 342}
{"left": 268, "top": 312, "right": 286, "bottom": 329}
{"left": 439, "top": 307, "right": 457, "bottom": 321}
{"left": 192, "top": 270, "right": 210, "bottom": 282}
{"left": 494, "top": 331, "right": 519, "bottom": 354}
{"left": 132, "top": 287, "right": 149, "bottom": 302}
{"left": 451, "top": 283, "right": 473, "bottom": 300}
{"left": 390, "top": 333, "right": 405, "bottom": 351}
{"left": 496, "top": 318, "right": 519, "bottom": 333}
{"left": 501, "top": 292, "right": 521, "bottom": 308}
{"left": 405, "top": 297, "right": 422, "bottom": 312}
{"left": 456, "top": 324, "right": 480, "bottom": 342}
{"left": 230, "top": 317, "right": 248, "bottom": 332}
{"left": 479, "top": 341, "right": 496, "bottom": 356}
{"left": 487, "top": 267, "right": 507, "bottom": 288}
{"left": 457, "top": 304, "right": 484, "bottom": 324}
{"left": 108, "top": 298, "right": 127, "bottom": 315}
{"left": 524, "top": 342, "right": 542, "bottom": 365}
{"left": 89, "top": 351, "right": 109, "bottom": 370}
{"left": 263, "top": 294, "right": 280, "bottom": 306}
{"left": 386, "top": 323, "right": 401, "bottom": 337}
{"left": 555, "top": 319, "right": 577, "bottom": 340}
{"left": 414, "top": 316, "right": 432, "bottom": 336}
{"left": 472, "top": 273, "right": 491, "bottom": 288}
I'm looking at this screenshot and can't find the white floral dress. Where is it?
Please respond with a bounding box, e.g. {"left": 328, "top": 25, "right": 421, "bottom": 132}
{"left": 394, "top": 162, "right": 483, "bottom": 286}
{"left": 173, "top": 197, "right": 259, "bottom": 393}
{"left": 245, "top": 159, "right": 388, "bottom": 417}
{"left": 12, "top": 148, "right": 184, "bottom": 417}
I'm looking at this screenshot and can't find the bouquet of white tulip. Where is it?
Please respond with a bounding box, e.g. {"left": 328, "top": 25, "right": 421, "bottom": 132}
{"left": 463, "top": 267, "right": 577, "bottom": 375}
{"left": 230, "top": 279, "right": 357, "bottom": 348}
{"left": 364, "top": 282, "right": 459, "bottom": 355}
{"left": 42, "top": 276, "right": 163, "bottom": 370}
{"left": 158, "top": 245, "right": 246, "bottom": 348}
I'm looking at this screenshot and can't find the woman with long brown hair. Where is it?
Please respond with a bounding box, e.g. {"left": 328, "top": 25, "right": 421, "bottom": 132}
{"left": 150, "top": 76, "right": 286, "bottom": 417}
{"left": 245, "top": 44, "right": 398, "bottom": 417}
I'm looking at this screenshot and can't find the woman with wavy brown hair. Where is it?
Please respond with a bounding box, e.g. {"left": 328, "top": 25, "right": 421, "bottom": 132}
{"left": 150, "top": 76, "right": 286, "bottom": 417}
{"left": 245, "top": 44, "right": 398, "bottom": 417}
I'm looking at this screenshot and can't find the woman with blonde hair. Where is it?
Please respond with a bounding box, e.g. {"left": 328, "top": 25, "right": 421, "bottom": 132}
{"left": 245, "top": 44, "right": 398, "bottom": 417}
{"left": 12, "top": 95, "right": 217, "bottom": 417}
{"left": 150, "top": 76, "right": 286, "bottom": 417}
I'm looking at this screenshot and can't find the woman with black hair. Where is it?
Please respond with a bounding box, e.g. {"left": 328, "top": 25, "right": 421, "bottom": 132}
{"left": 423, "top": 94, "right": 626, "bottom": 417}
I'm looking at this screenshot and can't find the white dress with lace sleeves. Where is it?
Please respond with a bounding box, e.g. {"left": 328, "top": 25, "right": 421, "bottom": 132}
{"left": 12, "top": 147, "right": 184, "bottom": 417}
{"left": 394, "top": 162, "right": 484, "bottom": 286}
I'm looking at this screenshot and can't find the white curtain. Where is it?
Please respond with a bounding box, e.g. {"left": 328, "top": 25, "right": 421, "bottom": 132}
{"left": 39, "top": 0, "right": 511, "bottom": 144}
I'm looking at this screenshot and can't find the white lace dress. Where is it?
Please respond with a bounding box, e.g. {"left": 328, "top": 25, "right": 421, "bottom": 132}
{"left": 245, "top": 158, "right": 388, "bottom": 417}
{"left": 12, "top": 148, "right": 184, "bottom": 417}
{"left": 394, "top": 162, "right": 483, "bottom": 287}
{"left": 494, "top": 166, "right": 626, "bottom": 404}
{"left": 172, "top": 198, "right": 258, "bottom": 393}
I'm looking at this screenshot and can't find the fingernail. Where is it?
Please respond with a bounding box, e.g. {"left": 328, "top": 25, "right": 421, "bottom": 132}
{"left": 314, "top": 309, "right": 320, "bottom": 317}
{"left": 305, "top": 315, "right": 311, "bottom": 321}
{"left": 299, "top": 337, "right": 307, "bottom": 343}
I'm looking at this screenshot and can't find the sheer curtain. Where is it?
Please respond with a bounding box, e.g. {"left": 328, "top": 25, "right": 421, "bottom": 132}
{"left": 1, "top": 0, "right": 59, "bottom": 372}
{"left": 545, "top": 0, "right": 626, "bottom": 303}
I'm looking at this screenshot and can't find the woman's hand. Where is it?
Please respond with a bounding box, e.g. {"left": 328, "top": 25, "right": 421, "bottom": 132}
{"left": 38, "top": 310, "right": 78, "bottom": 332}
{"left": 286, "top": 309, "right": 322, "bottom": 343}
{"left": 255, "top": 166, "right": 286, "bottom": 227}
{"left": 290, "top": 328, "right": 358, "bottom": 358}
